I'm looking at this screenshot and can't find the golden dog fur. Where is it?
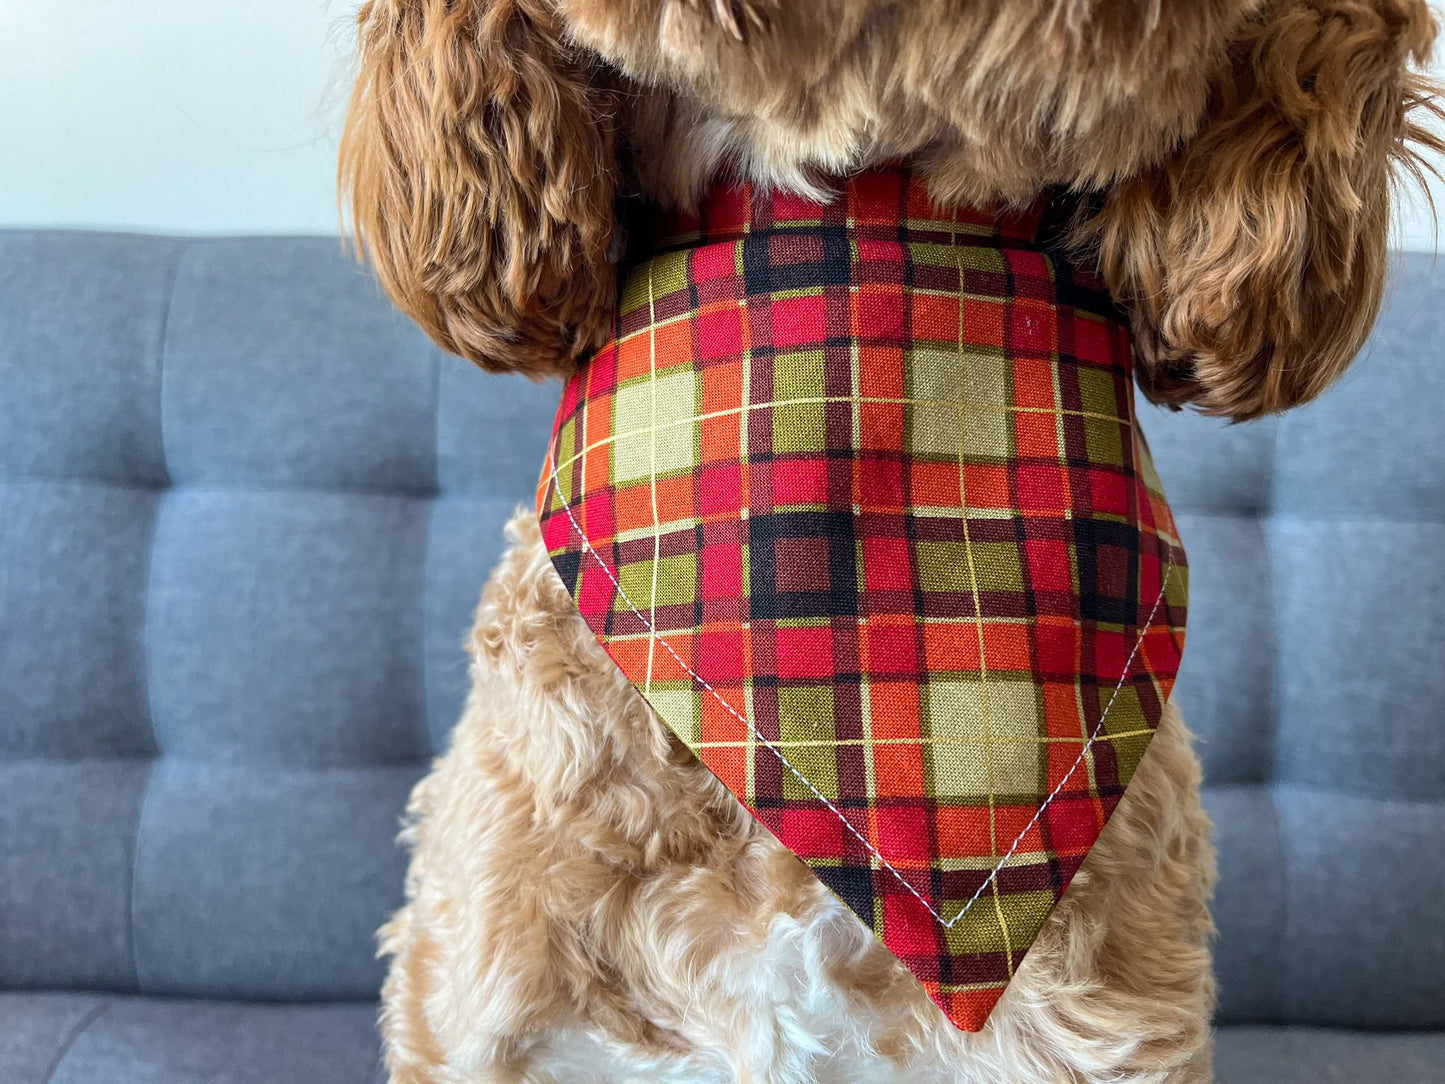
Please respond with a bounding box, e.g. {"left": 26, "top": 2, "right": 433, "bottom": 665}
{"left": 340, "top": 2, "right": 1441, "bottom": 1079}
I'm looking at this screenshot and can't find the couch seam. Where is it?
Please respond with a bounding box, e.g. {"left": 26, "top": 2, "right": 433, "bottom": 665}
{"left": 1262, "top": 416, "right": 1288, "bottom": 1020}
{"left": 125, "top": 761, "right": 157, "bottom": 995}
{"left": 152, "top": 240, "right": 181, "bottom": 487}
{"left": 125, "top": 239, "right": 186, "bottom": 992}
{"left": 1263, "top": 417, "right": 1284, "bottom": 787}
{"left": 1266, "top": 784, "right": 1294, "bottom": 1024}
{"left": 0, "top": 476, "right": 440, "bottom": 499}
{"left": 416, "top": 347, "right": 442, "bottom": 759}
{"left": 40, "top": 1001, "right": 111, "bottom": 1084}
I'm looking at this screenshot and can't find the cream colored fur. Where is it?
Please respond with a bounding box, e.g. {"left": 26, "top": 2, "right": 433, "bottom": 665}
{"left": 378, "top": 511, "right": 1216, "bottom": 1083}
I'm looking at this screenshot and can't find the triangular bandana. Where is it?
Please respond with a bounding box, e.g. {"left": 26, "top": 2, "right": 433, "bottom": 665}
{"left": 536, "top": 167, "right": 1188, "bottom": 1032}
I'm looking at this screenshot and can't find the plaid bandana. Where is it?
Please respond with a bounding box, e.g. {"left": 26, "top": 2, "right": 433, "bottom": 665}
{"left": 536, "top": 167, "right": 1188, "bottom": 1032}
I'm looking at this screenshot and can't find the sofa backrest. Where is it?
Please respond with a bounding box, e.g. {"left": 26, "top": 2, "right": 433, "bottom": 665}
{"left": 0, "top": 231, "right": 551, "bottom": 1001}
{"left": 1146, "top": 262, "right": 1445, "bottom": 1026}
{"left": 1, "top": 230, "right": 1441, "bottom": 1025}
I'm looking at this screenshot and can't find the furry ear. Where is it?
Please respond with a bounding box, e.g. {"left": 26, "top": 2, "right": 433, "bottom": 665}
{"left": 340, "top": 0, "right": 618, "bottom": 376}
{"left": 1079, "top": 0, "right": 1442, "bottom": 420}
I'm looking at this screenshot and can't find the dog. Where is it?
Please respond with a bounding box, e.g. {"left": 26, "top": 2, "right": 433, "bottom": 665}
{"left": 339, "top": 3, "right": 1441, "bottom": 1081}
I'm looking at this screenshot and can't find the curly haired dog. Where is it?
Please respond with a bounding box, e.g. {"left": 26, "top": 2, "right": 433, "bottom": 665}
{"left": 340, "top": 2, "right": 1440, "bottom": 1081}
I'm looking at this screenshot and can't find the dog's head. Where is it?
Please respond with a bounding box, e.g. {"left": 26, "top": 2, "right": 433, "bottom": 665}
{"left": 341, "top": 0, "right": 1440, "bottom": 418}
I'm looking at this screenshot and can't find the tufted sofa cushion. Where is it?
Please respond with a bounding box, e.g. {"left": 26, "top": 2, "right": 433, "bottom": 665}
{"left": 0, "top": 231, "right": 553, "bottom": 1005}
{"left": 1, "top": 230, "right": 1442, "bottom": 1081}
{"left": 1145, "top": 262, "right": 1445, "bottom": 1029}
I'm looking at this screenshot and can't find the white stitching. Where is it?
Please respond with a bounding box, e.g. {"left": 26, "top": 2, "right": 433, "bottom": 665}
{"left": 947, "top": 557, "right": 1175, "bottom": 923}
{"left": 644, "top": 264, "right": 662, "bottom": 697}
{"left": 544, "top": 449, "right": 1174, "bottom": 929}
{"left": 546, "top": 450, "right": 949, "bottom": 923}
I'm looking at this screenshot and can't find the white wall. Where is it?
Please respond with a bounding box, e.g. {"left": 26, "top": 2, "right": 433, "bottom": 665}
{"left": 0, "top": 0, "right": 353, "bottom": 234}
{"left": 1, "top": 0, "right": 1442, "bottom": 248}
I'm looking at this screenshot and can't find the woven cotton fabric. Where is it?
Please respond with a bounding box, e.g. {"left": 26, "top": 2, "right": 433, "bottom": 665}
{"left": 536, "top": 168, "right": 1188, "bottom": 1032}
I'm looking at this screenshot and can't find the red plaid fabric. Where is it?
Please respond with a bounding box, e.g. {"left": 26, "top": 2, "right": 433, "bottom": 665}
{"left": 536, "top": 167, "right": 1188, "bottom": 1032}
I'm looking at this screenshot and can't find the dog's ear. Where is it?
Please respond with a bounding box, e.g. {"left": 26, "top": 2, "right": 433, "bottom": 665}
{"left": 340, "top": 0, "right": 618, "bottom": 376}
{"left": 1078, "top": 0, "right": 1442, "bottom": 420}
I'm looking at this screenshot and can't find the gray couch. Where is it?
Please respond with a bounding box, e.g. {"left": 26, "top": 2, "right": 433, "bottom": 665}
{"left": 1, "top": 229, "right": 1441, "bottom": 1083}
